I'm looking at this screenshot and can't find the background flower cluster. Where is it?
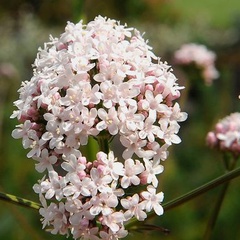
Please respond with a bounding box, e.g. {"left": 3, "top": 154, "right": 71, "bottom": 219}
{"left": 206, "top": 112, "right": 240, "bottom": 156}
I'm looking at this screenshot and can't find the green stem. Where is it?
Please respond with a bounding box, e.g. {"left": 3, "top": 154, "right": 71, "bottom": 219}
{"left": 80, "top": 136, "right": 99, "bottom": 161}
{"left": 203, "top": 156, "right": 237, "bottom": 239}
{"left": 1, "top": 166, "right": 240, "bottom": 230}
{"left": 97, "top": 135, "right": 110, "bottom": 153}
{"left": 72, "top": 0, "right": 86, "bottom": 22}
{"left": 203, "top": 181, "right": 230, "bottom": 239}
{"left": 126, "top": 167, "right": 240, "bottom": 230}
{"left": 163, "top": 166, "right": 240, "bottom": 211}
{"left": 0, "top": 192, "right": 41, "bottom": 210}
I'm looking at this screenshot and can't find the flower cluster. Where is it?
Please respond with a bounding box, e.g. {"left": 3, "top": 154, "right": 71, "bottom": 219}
{"left": 174, "top": 43, "right": 219, "bottom": 85}
{"left": 206, "top": 112, "right": 240, "bottom": 156}
{"left": 33, "top": 151, "right": 164, "bottom": 239}
{"left": 11, "top": 16, "right": 186, "bottom": 239}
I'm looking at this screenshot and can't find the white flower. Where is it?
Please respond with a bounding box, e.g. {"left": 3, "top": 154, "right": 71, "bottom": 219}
{"left": 118, "top": 105, "right": 144, "bottom": 133}
{"left": 120, "top": 134, "right": 147, "bottom": 159}
{"left": 99, "top": 227, "right": 128, "bottom": 240}
{"left": 102, "top": 212, "right": 125, "bottom": 233}
{"left": 96, "top": 151, "right": 124, "bottom": 180}
{"left": 40, "top": 170, "right": 66, "bottom": 200}
{"left": 142, "top": 159, "right": 164, "bottom": 187}
{"left": 90, "top": 168, "right": 113, "bottom": 195}
{"left": 89, "top": 192, "right": 115, "bottom": 216}
{"left": 139, "top": 109, "right": 163, "bottom": 142}
{"left": 96, "top": 107, "right": 120, "bottom": 135}
{"left": 141, "top": 185, "right": 164, "bottom": 216}
{"left": 121, "top": 194, "right": 147, "bottom": 221}
{"left": 34, "top": 149, "right": 57, "bottom": 173}
{"left": 120, "top": 159, "right": 144, "bottom": 188}
{"left": 73, "top": 227, "right": 100, "bottom": 240}
{"left": 11, "top": 120, "right": 32, "bottom": 139}
{"left": 141, "top": 90, "right": 163, "bottom": 111}
{"left": 61, "top": 154, "right": 86, "bottom": 174}
{"left": 39, "top": 202, "right": 69, "bottom": 235}
{"left": 63, "top": 173, "right": 93, "bottom": 198}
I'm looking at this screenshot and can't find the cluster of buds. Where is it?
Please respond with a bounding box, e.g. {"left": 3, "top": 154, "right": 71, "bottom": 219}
{"left": 174, "top": 43, "right": 219, "bottom": 85}
{"left": 206, "top": 112, "right": 240, "bottom": 156}
{"left": 11, "top": 16, "right": 187, "bottom": 239}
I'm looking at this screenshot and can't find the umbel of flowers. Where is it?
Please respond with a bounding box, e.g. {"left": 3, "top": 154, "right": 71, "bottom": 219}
{"left": 11, "top": 16, "right": 187, "bottom": 239}
{"left": 206, "top": 112, "right": 240, "bottom": 157}
{"left": 174, "top": 43, "right": 219, "bottom": 85}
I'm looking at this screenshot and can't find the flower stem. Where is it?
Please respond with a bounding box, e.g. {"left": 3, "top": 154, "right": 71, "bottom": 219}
{"left": 1, "top": 166, "right": 240, "bottom": 227}
{"left": 0, "top": 192, "right": 41, "bottom": 210}
{"left": 126, "top": 166, "right": 240, "bottom": 230}
{"left": 203, "top": 181, "right": 230, "bottom": 239}
{"left": 97, "top": 135, "right": 110, "bottom": 153}
{"left": 203, "top": 156, "right": 237, "bottom": 239}
{"left": 163, "top": 165, "right": 240, "bottom": 211}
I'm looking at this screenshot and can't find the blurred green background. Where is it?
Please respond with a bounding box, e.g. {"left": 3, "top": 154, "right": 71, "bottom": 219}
{"left": 1, "top": 0, "right": 240, "bottom": 239}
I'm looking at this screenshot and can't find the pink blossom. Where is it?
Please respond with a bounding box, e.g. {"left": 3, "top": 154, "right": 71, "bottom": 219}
{"left": 34, "top": 149, "right": 57, "bottom": 173}
{"left": 121, "top": 194, "right": 147, "bottom": 221}
{"left": 101, "top": 211, "right": 125, "bottom": 233}
{"left": 174, "top": 43, "right": 219, "bottom": 85}
{"left": 141, "top": 185, "right": 164, "bottom": 216}
{"left": 141, "top": 159, "right": 164, "bottom": 187}
{"left": 206, "top": 112, "right": 240, "bottom": 155}
{"left": 96, "top": 107, "right": 120, "bottom": 135}
{"left": 11, "top": 15, "right": 187, "bottom": 240}
{"left": 120, "top": 159, "right": 144, "bottom": 188}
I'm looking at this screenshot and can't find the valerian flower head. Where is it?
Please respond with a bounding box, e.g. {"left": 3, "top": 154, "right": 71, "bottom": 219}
{"left": 206, "top": 112, "right": 240, "bottom": 156}
{"left": 11, "top": 15, "right": 186, "bottom": 166}
{"left": 11, "top": 16, "right": 187, "bottom": 239}
{"left": 174, "top": 43, "right": 219, "bottom": 85}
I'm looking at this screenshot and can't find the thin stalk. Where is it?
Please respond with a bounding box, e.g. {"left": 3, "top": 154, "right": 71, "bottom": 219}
{"left": 1, "top": 166, "right": 240, "bottom": 228}
{"left": 203, "top": 156, "right": 237, "bottom": 239}
{"left": 0, "top": 192, "right": 41, "bottom": 210}
{"left": 163, "top": 165, "right": 240, "bottom": 211}
{"left": 126, "top": 167, "right": 240, "bottom": 230}
{"left": 97, "top": 136, "right": 110, "bottom": 154}
{"left": 203, "top": 182, "right": 230, "bottom": 239}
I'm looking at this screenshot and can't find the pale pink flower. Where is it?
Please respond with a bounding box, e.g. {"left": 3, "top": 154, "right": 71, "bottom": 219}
{"left": 96, "top": 151, "right": 124, "bottom": 180}
{"left": 39, "top": 170, "right": 66, "bottom": 201}
{"left": 90, "top": 168, "right": 113, "bottom": 195}
{"left": 121, "top": 194, "right": 147, "bottom": 221}
{"left": 101, "top": 211, "right": 125, "bottom": 233}
{"left": 96, "top": 107, "right": 120, "bottom": 135}
{"left": 34, "top": 149, "right": 57, "bottom": 173}
{"left": 141, "top": 185, "right": 164, "bottom": 216}
{"left": 99, "top": 227, "right": 128, "bottom": 240}
{"left": 141, "top": 159, "right": 164, "bottom": 187}
{"left": 61, "top": 154, "right": 86, "bottom": 175}
{"left": 12, "top": 15, "right": 186, "bottom": 169}
{"left": 120, "top": 159, "right": 144, "bottom": 188}
{"left": 63, "top": 173, "right": 93, "bottom": 198}
{"left": 206, "top": 112, "right": 240, "bottom": 155}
